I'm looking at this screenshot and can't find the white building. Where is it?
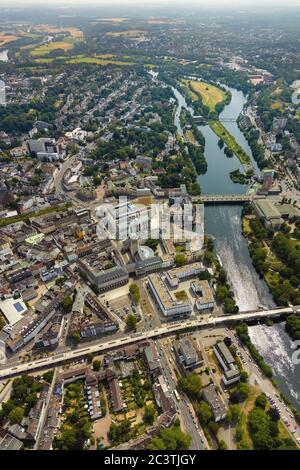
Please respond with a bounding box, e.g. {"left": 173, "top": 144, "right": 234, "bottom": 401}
{"left": 0, "top": 298, "right": 27, "bottom": 326}
{"left": 0, "top": 80, "right": 6, "bottom": 106}
{"left": 148, "top": 273, "right": 192, "bottom": 317}
{"left": 65, "top": 128, "right": 88, "bottom": 141}
{"left": 191, "top": 280, "right": 215, "bottom": 312}
{"left": 104, "top": 200, "right": 159, "bottom": 240}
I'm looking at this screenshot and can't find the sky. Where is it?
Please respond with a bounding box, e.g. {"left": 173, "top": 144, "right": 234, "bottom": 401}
{"left": 0, "top": 0, "right": 299, "bottom": 6}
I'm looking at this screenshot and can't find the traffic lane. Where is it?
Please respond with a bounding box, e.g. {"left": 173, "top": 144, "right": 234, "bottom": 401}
{"left": 228, "top": 331, "right": 300, "bottom": 444}
{"left": 156, "top": 342, "right": 206, "bottom": 450}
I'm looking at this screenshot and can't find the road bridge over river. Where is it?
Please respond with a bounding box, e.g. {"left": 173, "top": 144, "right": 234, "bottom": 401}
{"left": 0, "top": 306, "right": 298, "bottom": 380}
{"left": 192, "top": 194, "right": 252, "bottom": 204}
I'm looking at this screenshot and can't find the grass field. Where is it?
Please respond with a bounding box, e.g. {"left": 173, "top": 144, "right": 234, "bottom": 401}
{"left": 67, "top": 57, "right": 134, "bottom": 66}
{"left": 31, "top": 41, "right": 74, "bottom": 56}
{"left": 237, "top": 386, "right": 259, "bottom": 449}
{"left": 185, "top": 130, "right": 197, "bottom": 144}
{"left": 0, "top": 33, "right": 20, "bottom": 47}
{"left": 33, "top": 55, "right": 134, "bottom": 65}
{"left": 182, "top": 79, "right": 226, "bottom": 111}
{"left": 107, "top": 29, "right": 146, "bottom": 37}
{"left": 209, "top": 120, "right": 250, "bottom": 165}
{"left": 242, "top": 217, "right": 252, "bottom": 236}
{"left": 34, "top": 25, "right": 84, "bottom": 39}
{"left": 270, "top": 101, "right": 283, "bottom": 110}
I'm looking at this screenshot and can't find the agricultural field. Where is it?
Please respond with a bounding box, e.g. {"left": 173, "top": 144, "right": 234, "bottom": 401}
{"left": 106, "top": 30, "right": 147, "bottom": 38}
{"left": 209, "top": 120, "right": 251, "bottom": 165}
{"left": 32, "top": 55, "right": 135, "bottom": 66}
{"left": 182, "top": 79, "right": 226, "bottom": 111}
{"left": 30, "top": 41, "right": 75, "bottom": 56}
{"left": 67, "top": 57, "right": 134, "bottom": 66}
{"left": 33, "top": 25, "right": 84, "bottom": 39}
{"left": 0, "top": 33, "right": 21, "bottom": 47}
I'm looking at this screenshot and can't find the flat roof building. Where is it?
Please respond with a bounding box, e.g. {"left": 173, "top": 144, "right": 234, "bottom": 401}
{"left": 202, "top": 384, "right": 227, "bottom": 422}
{"left": 148, "top": 273, "right": 192, "bottom": 318}
{"left": 191, "top": 280, "right": 215, "bottom": 312}
{"left": 0, "top": 298, "right": 27, "bottom": 326}
{"left": 175, "top": 337, "right": 204, "bottom": 370}
{"left": 214, "top": 341, "right": 240, "bottom": 386}
{"left": 252, "top": 198, "right": 283, "bottom": 230}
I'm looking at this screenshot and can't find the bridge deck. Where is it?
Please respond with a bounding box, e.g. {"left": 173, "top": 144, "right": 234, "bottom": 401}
{"left": 0, "top": 306, "right": 298, "bottom": 379}
{"left": 192, "top": 194, "right": 252, "bottom": 203}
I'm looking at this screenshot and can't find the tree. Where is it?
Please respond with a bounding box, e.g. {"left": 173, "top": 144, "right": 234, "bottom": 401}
{"left": 197, "top": 400, "right": 213, "bottom": 424}
{"left": 268, "top": 407, "right": 280, "bottom": 422}
{"left": 218, "top": 439, "right": 227, "bottom": 450}
{"left": 72, "top": 332, "right": 81, "bottom": 344}
{"left": 57, "top": 428, "right": 77, "bottom": 450}
{"left": 178, "top": 373, "right": 202, "bottom": 400}
{"left": 157, "top": 425, "right": 192, "bottom": 450}
{"left": 174, "top": 253, "right": 187, "bottom": 267}
{"left": 129, "top": 284, "right": 140, "bottom": 303}
{"left": 143, "top": 404, "right": 156, "bottom": 426}
{"left": 8, "top": 407, "right": 24, "bottom": 424}
{"left": 240, "top": 371, "right": 248, "bottom": 383}
{"left": 230, "top": 383, "right": 249, "bottom": 404}
{"left": 255, "top": 393, "right": 267, "bottom": 410}
{"left": 61, "top": 295, "right": 74, "bottom": 312}
{"left": 248, "top": 407, "right": 273, "bottom": 450}
{"left": 227, "top": 404, "right": 241, "bottom": 424}
{"left": 147, "top": 437, "right": 166, "bottom": 450}
{"left": 92, "top": 360, "right": 101, "bottom": 372}
{"left": 125, "top": 314, "right": 137, "bottom": 331}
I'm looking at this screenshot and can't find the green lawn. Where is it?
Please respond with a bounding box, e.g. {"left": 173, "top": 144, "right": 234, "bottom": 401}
{"left": 182, "top": 79, "right": 226, "bottom": 111}
{"left": 209, "top": 120, "right": 251, "bottom": 165}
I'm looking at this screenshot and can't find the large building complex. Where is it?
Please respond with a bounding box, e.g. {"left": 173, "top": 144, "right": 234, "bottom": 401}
{"left": 148, "top": 273, "right": 192, "bottom": 317}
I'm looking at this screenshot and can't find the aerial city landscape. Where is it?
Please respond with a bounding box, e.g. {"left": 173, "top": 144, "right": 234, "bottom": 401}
{"left": 0, "top": 0, "right": 300, "bottom": 453}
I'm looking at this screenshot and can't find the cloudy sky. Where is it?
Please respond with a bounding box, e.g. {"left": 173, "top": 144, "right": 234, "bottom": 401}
{"left": 0, "top": 0, "right": 299, "bottom": 6}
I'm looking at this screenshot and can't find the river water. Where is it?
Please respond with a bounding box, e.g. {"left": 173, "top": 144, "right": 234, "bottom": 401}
{"left": 171, "top": 79, "right": 299, "bottom": 409}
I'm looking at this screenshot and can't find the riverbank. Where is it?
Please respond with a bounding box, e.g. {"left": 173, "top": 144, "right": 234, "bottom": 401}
{"left": 210, "top": 120, "right": 251, "bottom": 166}
{"left": 248, "top": 323, "right": 300, "bottom": 415}
{"left": 170, "top": 76, "right": 300, "bottom": 443}
{"left": 241, "top": 211, "right": 300, "bottom": 309}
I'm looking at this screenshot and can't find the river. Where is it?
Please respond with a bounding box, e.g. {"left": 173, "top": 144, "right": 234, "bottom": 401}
{"left": 248, "top": 323, "right": 300, "bottom": 412}
{"left": 171, "top": 78, "right": 299, "bottom": 408}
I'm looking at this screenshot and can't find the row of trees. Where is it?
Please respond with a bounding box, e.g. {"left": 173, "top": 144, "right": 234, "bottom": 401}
{"left": 0, "top": 373, "right": 53, "bottom": 427}
{"left": 147, "top": 420, "right": 192, "bottom": 450}
{"left": 247, "top": 397, "right": 297, "bottom": 450}
{"left": 236, "top": 323, "right": 273, "bottom": 378}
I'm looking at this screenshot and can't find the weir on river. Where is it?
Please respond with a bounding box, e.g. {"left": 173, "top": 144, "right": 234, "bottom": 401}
{"left": 171, "top": 79, "right": 299, "bottom": 411}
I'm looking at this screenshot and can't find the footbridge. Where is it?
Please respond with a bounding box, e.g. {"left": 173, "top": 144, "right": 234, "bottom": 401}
{"left": 193, "top": 116, "right": 237, "bottom": 124}
{"left": 219, "top": 118, "right": 237, "bottom": 123}
{"left": 0, "top": 306, "right": 298, "bottom": 380}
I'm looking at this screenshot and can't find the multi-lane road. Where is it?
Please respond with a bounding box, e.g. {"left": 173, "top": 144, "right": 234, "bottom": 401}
{"left": 155, "top": 340, "right": 207, "bottom": 450}
{"left": 227, "top": 329, "right": 300, "bottom": 445}
{"left": 0, "top": 306, "right": 298, "bottom": 380}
